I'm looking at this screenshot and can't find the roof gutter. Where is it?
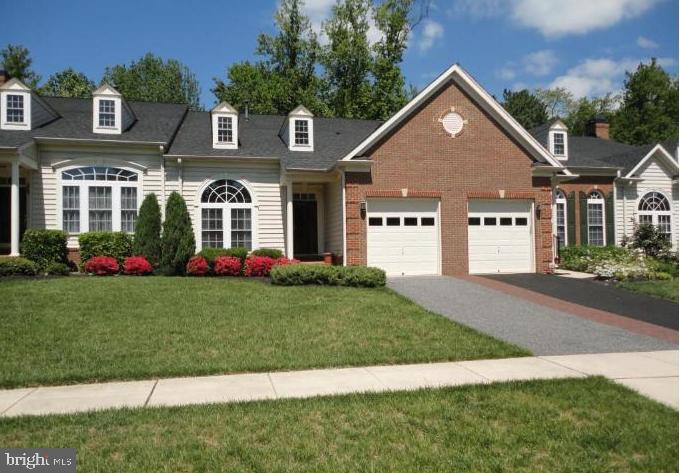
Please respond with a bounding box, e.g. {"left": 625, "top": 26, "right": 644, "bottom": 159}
{"left": 34, "top": 136, "right": 166, "bottom": 148}
{"left": 163, "top": 154, "right": 279, "bottom": 163}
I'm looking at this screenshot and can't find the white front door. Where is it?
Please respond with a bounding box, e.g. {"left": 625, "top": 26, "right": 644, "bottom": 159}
{"left": 367, "top": 199, "right": 440, "bottom": 276}
{"left": 467, "top": 199, "right": 534, "bottom": 274}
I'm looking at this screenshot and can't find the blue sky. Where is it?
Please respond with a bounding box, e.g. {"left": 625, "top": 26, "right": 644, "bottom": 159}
{"left": 2, "top": 0, "right": 678, "bottom": 109}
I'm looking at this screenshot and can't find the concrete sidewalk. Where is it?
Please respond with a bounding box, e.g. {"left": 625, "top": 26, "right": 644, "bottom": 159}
{"left": 0, "top": 350, "right": 676, "bottom": 418}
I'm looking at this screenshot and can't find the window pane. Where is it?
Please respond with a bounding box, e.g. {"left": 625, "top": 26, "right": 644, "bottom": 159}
{"left": 500, "top": 217, "right": 512, "bottom": 226}
{"left": 6, "top": 94, "right": 24, "bottom": 123}
{"left": 386, "top": 217, "right": 400, "bottom": 226}
{"left": 404, "top": 217, "right": 418, "bottom": 226}
{"left": 468, "top": 217, "right": 480, "bottom": 226}
{"left": 658, "top": 215, "right": 672, "bottom": 238}
{"left": 421, "top": 217, "right": 435, "bottom": 226}
{"left": 231, "top": 208, "right": 252, "bottom": 250}
{"left": 515, "top": 217, "right": 528, "bottom": 226}
{"left": 368, "top": 217, "right": 382, "bottom": 226}
{"left": 201, "top": 208, "right": 223, "bottom": 249}
{"left": 120, "top": 187, "right": 137, "bottom": 233}
{"left": 88, "top": 187, "right": 112, "bottom": 231}
{"left": 217, "top": 116, "right": 233, "bottom": 143}
{"left": 484, "top": 217, "right": 496, "bottom": 226}
{"left": 99, "top": 100, "right": 116, "bottom": 127}
{"left": 62, "top": 186, "right": 80, "bottom": 233}
{"left": 556, "top": 202, "right": 566, "bottom": 247}
{"left": 639, "top": 215, "right": 653, "bottom": 225}
{"left": 294, "top": 120, "right": 309, "bottom": 145}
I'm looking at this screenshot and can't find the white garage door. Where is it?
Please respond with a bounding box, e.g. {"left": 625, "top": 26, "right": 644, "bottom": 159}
{"left": 367, "top": 199, "right": 440, "bottom": 276}
{"left": 468, "top": 200, "right": 534, "bottom": 274}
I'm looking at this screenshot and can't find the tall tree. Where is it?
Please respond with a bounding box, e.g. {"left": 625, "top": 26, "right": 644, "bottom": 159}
{"left": 1, "top": 44, "right": 40, "bottom": 88}
{"left": 103, "top": 53, "right": 202, "bottom": 110}
{"left": 501, "top": 89, "right": 548, "bottom": 130}
{"left": 214, "top": 0, "right": 326, "bottom": 115}
{"left": 535, "top": 87, "right": 575, "bottom": 119}
{"left": 611, "top": 59, "right": 679, "bottom": 145}
{"left": 322, "top": 0, "right": 374, "bottom": 118}
{"left": 39, "top": 68, "right": 95, "bottom": 98}
{"left": 564, "top": 94, "right": 618, "bottom": 136}
{"left": 370, "top": 0, "right": 412, "bottom": 119}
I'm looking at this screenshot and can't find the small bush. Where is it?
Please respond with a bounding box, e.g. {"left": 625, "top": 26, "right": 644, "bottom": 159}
{"left": 251, "top": 248, "right": 284, "bottom": 259}
{"left": 44, "top": 262, "right": 71, "bottom": 276}
{"left": 186, "top": 256, "right": 209, "bottom": 276}
{"left": 123, "top": 256, "right": 153, "bottom": 276}
{"left": 79, "top": 232, "right": 133, "bottom": 266}
{"left": 625, "top": 223, "right": 671, "bottom": 257}
{"left": 161, "top": 192, "right": 195, "bottom": 275}
{"left": 214, "top": 256, "right": 242, "bottom": 276}
{"left": 560, "top": 245, "right": 633, "bottom": 273}
{"left": 21, "top": 229, "right": 68, "bottom": 269}
{"left": 0, "top": 257, "right": 38, "bottom": 276}
{"left": 197, "top": 247, "right": 249, "bottom": 265}
{"left": 133, "top": 193, "right": 162, "bottom": 266}
{"left": 244, "top": 256, "right": 275, "bottom": 277}
{"left": 83, "top": 256, "right": 119, "bottom": 276}
{"left": 271, "top": 265, "right": 386, "bottom": 287}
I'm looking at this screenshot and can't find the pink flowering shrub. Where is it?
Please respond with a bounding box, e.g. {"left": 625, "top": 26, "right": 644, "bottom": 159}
{"left": 214, "top": 256, "right": 242, "bottom": 276}
{"left": 83, "top": 256, "right": 119, "bottom": 276}
{"left": 123, "top": 256, "right": 153, "bottom": 276}
{"left": 186, "top": 256, "right": 209, "bottom": 276}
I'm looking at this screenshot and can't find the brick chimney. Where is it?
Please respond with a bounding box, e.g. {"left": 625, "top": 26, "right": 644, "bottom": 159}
{"left": 586, "top": 114, "right": 610, "bottom": 140}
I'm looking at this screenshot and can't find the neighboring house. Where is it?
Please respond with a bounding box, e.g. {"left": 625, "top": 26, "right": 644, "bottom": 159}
{"left": 9, "top": 62, "right": 671, "bottom": 277}
{"left": 530, "top": 118, "right": 679, "bottom": 252}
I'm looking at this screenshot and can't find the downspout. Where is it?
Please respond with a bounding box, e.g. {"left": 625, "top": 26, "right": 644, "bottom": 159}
{"left": 613, "top": 170, "right": 619, "bottom": 245}
{"left": 341, "top": 170, "right": 347, "bottom": 266}
{"left": 178, "top": 157, "right": 183, "bottom": 194}
{"left": 160, "top": 146, "right": 166, "bottom": 220}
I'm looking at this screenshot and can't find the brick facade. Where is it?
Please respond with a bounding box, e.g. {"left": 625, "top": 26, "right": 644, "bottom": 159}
{"left": 344, "top": 79, "right": 555, "bottom": 275}
{"left": 556, "top": 176, "right": 614, "bottom": 245}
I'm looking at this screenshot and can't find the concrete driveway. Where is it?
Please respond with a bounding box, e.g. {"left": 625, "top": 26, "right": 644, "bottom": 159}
{"left": 388, "top": 276, "right": 678, "bottom": 356}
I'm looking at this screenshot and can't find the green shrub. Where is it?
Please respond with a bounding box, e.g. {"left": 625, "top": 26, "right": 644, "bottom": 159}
{"left": 625, "top": 223, "right": 671, "bottom": 257}
{"left": 271, "top": 264, "right": 386, "bottom": 288}
{"left": 251, "top": 248, "right": 283, "bottom": 258}
{"left": 79, "top": 232, "right": 133, "bottom": 266}
{"left": 44, "top": 262, "right": 71, "bottom": 276}
{"left": 198, "top": 247, "right": 249, "bottom": 265}
{"left": 133, "top": 193, "right": 162, "bottom": 266}
{"left": 647, "top": 258, "right": 679, "bottom": 278}
{"left": 0, "top": 257, "right": 38, "bottom": 276}
{"left": 160, "top": 192, "right": 195, "bottom": 275}
{"left": 560, "top": 245, "right": 632, "bottom": 272}
{"left": 21, "top": 229, "right": 68, "bottom": 269}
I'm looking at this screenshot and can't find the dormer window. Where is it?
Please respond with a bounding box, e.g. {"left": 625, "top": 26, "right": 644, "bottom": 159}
{"left": 6, "top": 94, "right": 24, "bottom": 123}
{"left": 287, "top": 105, "right": 314, "bottom": 152}
{"left": 211, "top": 102, "right": 239, "bottom": 150}
{"left": 553, "top": 132, "right": 565, "bottom": 156}
{"left": 548, "top": 119, "right": 568, "bottom": 160}
{"left": 98, "top": 99, "right": 116, "bottom": 127}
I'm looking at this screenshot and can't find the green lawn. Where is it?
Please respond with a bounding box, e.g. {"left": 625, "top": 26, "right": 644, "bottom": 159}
{"left": 0, "top": 378, "right": 676, "bottom": 472}
{"left": 0, "top": 277, "right": 526, "bottom": 388}
{"left": 619, "top": 278, "right": 678, "bottom": 301}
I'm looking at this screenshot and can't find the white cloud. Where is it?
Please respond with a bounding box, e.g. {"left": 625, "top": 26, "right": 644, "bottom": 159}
{"left": 523, "top": 50, "right": 558, "bottom": 76}
{"left": 637, "top": 35, "right": 659, "bottom": 48}
{"left": 548, "top": 56, "right": 675, "bottom": 97}
{"left": 452, "top": 0, "right": 661, "bottom": 38}
{"left": 418, "top": 19, "right": 444, "bottom": 52}
{"left": 497, "top": 67, "right": 517, "bottom": 80}
{"left": 300, "top": 0, "right": 384, "bottom": 46}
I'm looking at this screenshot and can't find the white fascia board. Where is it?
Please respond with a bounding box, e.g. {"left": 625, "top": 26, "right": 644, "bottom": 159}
{"left": 340, "top": 63, "right": 571, "bottom": 175}
{"left": 625, "top": 144, "right": 679, "bottom": 178}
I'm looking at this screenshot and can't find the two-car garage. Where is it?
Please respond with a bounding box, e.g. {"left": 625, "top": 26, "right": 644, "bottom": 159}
{"left": 365, "top": 198, "right": 534, "bottom": 276}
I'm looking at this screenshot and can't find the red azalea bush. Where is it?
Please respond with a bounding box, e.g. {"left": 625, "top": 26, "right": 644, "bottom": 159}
{"left": 83, "top": 256, "right": 119, "bottom": 276}
{"left": 244, "top": 256, "right": 275, "bottom": 277}
{"left": 123, "top": 256, "right": 153, "bottom": 276}
{"left": 186, "top": 256, "right": 209, "bottom": 276}
{"left": 274, "top": 257, "right": 299, "bottom": 267}
{"left": 214, "top": 256, "right": 242, "bottom": 276}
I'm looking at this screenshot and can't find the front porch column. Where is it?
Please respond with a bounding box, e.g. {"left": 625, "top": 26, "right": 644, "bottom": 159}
{"left": 10, "top": 160, "right": 20, "bottom": 256}
{"left": 285, "top": 180, "right": 294, "bottom": 258}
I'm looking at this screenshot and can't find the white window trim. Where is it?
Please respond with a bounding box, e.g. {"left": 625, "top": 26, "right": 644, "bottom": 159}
{"left": 586, "top": 191, "right": 605, "bottom": 246}
{"left": 549, "top": 130, "right": 568, "bottom": 160}
{"left": 554, "top": 190, "right": 567, "bottom": 246}
{"left": 57, "top": 166, "right": 142, "bottom": 235}
{"left": 289, "top": 117, "right": 314, "bottom": 152}
{"left": 93, "top": 96, "right": 122, "bottom": 134}
{"left": 637, "top": 191, "right": 673, "bottom": 237}
{"left": 0, "top": 90, "right": 31, "bottom": 130}
{"left": 212, "top": 113, "right": 238, "bottom": 149}
{"left": 195, "top": 178, "right": 258, "bottom": 250}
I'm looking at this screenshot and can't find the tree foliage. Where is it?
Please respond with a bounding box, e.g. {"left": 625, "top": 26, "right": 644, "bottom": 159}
{"left": 103, "top": 53, "right": 202, "bottom": 110}
{"left": 133, "top": 193, "right": 162, "bottom": 267}
{"left": 501, "top": 89, "right": 548, "bottom": 130}
{"left": 1, "top": 44, "right": 40, "bottom": 88}
{"left": 160, "top": 192, "right": 195, "bottom": 275}
{"left": 610, "top": 59, "right": 679, "bottom": 145}
{"left": 39, "top": 68, "right": 95, "bottom": 98}
{"left": 535, "top": 87, "right": 574, "bottom": 119}
{"left": 563, "top": 94, "right": 617, "bottom": 135}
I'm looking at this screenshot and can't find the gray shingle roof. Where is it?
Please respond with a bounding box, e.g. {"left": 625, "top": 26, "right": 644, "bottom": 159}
{"left": 167, "top": 111, "right": 382, "bottom": 171}
{"left": 0, "top": 96, "right": 188, "bottom": 148}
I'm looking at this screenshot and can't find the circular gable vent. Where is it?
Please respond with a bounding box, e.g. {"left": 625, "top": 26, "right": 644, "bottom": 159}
{"left": 438, "top": 107, "right": 468, "bottom": 137}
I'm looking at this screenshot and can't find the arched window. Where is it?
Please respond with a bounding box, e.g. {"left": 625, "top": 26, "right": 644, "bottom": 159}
{"left": 638, "top": 191, "right": 672, "bottom": 239}
{"left": 61, "top": 166, "right": 140, "bottom": 234}
{"left": 554, "top": 189, "right": 567, "bottom": 247}
{"left": 200, "top": 179, "right": 254, "bottom": 249}
{"left": 586, "top": 191, "right": 605, "bottom": 246}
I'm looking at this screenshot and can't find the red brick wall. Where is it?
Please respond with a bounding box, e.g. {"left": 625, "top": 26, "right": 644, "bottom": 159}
{"left": 556, "top": 176, "right": 614, "bottom": 245}
{"left": 344, "top": 78, "right": 555, "bottom": 275}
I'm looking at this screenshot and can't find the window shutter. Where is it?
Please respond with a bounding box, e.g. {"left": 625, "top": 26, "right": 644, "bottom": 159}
{"left": 605, "top": 191, "right": 615, "bottom": 245}
{"left": 567, "top": 192, "right": 576, "bottom": 246}
{"left": 579, "top": 192, "right": 588, "bottom": 245}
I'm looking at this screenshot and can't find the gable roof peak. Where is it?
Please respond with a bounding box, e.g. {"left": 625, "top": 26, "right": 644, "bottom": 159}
{"left": 211, "top": 102, "right": 238, "bottom": 114}
{"left": 93, "top": 83, "right": 122, "bottom": 97}
{"left": 0, "top": 77, "right": 30, "bottom": 91}
{"left": 289, "top": 105, "right": 313, "bottom": 117}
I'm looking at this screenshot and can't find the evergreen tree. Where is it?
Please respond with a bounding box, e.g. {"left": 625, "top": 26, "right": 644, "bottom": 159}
{"left": 160, "top": 192, "right": 195, "bottom": 275}
{"left": 501, "top": 89, "right": 548, "bottom": 130}
{"left": 133, "top": 193, "right": 162, "bottom": 266}
{"left": 1, "top": 44, "right": 40, "bottom": 88}
{"left": 611, "top": 59, "right": 679, "bottom": 145}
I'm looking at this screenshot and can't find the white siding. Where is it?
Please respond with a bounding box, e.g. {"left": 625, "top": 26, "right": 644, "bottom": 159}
{"left": 616, "top": 154, "right": 679, "bottom": 248}
{"left": 323, "top": 178, "right": 343, "bottom": 256}
{"left": 173, "top": 160, "right": 284, "bottom": 251}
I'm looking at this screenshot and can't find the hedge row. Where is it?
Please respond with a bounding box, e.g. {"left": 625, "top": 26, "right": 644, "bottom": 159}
{"left": 270, "top": 265, "right": 386, "bottom": 288}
